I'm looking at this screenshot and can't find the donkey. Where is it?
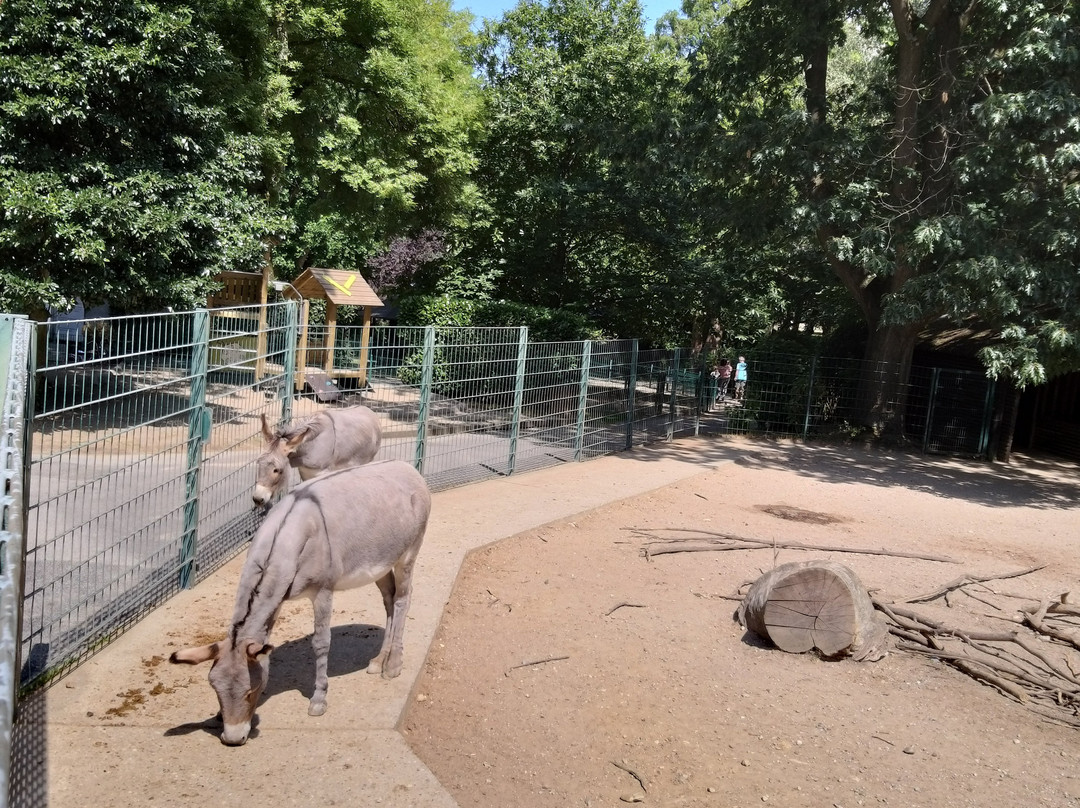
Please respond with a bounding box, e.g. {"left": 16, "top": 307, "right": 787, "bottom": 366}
{"left": 171, "top": 460, "right": 431, "bottom": 745}
{"left": 253, "top": 405, "right": 382, "bottom": 507}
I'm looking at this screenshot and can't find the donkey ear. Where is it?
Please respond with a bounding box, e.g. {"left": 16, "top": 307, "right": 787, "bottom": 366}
{"left": 244, "top": 641, "right": 273, "bottom": 662}
{"left": 260, "top": 413, "right": 277, "bottom": 444}
{"left": 170, "top": 642, "right": 223, "bottom": 665}
{"left": 282, "top": 428, "right": 309, "bottom": 455}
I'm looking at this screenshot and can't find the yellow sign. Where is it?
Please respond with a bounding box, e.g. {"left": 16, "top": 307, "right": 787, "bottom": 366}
{"left": 326, "top": 274, "right": 356, "bottom": 297}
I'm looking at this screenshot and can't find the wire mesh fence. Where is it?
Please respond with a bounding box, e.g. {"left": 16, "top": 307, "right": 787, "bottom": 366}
{"left": 21, "top": 304, "right": 297, "bottom": 689}
{"left": 4, "top": 309, "right": 996, "bottom": 694}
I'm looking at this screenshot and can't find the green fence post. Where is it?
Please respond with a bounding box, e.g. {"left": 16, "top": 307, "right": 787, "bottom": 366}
{"left": 508, "top": 327, "right": 528, "bottom": 475}
{"left": 625, "top": 339, "right": 638, "bottom": 450}
{"left": 281, "top": 300, "right": 299, "bottom": 424}
{"left": 574, "top": 340, "right": 593, "bottom": 461}
{"left": 803, "top": 355, "right": 818, "bottom": 439}
{"left": 1, "top": 315, "right": 33, "bottom": 791}
{"left": 979, "top": 379, "right": 997, "bottom": 459}
{"left": 922, "top": 366, "right": 940, "bottom": 455}
{"left": 414, "top": 326, "right": 435, "bottom": 474}
{"left": 667, "top": 348, "right": 680, "bottom": 441}
{"left": 179, "top": 310, "right": 210, "bottom": 588}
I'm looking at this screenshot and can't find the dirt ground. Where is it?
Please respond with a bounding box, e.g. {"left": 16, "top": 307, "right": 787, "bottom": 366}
{"left": 403, "top": 440, "right": 1080, "bottom": 808}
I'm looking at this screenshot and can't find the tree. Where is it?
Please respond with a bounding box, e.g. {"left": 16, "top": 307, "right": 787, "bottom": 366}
{"left": 252, "top": 0, "right": 484, "bottom": 275}
{"left": 0, "top": 0, "right": 282, "bottom": 315}
{"left": 469, "top": 0, "right": 709, "bottom": 346}
{"left": 689, "top": 0, "right": 1080, "bottom": 431}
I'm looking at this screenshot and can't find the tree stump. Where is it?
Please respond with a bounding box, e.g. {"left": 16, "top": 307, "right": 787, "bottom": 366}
{"left": 736, "top": 560, "right": 890, "bottom": 661}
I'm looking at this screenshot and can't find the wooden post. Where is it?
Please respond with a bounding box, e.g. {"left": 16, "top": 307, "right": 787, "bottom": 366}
{"left": 254, "top": 246, "right": 271, "bottom": 381}
{"left": 324, "top": 300, "right": 338, "bottom": 376}
{"left": 358, "top": 306, "right": 372, "bottom": 388}
{"left": 296, "top": 299, "right": 310, "bottom": 392}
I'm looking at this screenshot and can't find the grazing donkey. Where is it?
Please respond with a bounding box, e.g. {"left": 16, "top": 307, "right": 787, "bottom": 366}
{"left": 171, "top": 460, "right": 431, "bottom": 745}
{"left": 253, "top": 405, "right": 381, "bottom": 507}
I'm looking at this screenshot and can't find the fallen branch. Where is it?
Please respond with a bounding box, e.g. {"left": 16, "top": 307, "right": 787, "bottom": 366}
{"left": 504, "top": 656, "right": 569, "bottom": 676}
{"left": 876, "top": 597, "right": 1080, "bottom": 720}
{"left": 612, "top": 759, "right": 647, "bottom": 793}
{"left": 901, "top": 566, "right": 1046, "bottom": 604}
{"left": 635, "top": 531, "right": 956, "bottom": 564}
{"left": 1023, "top": 612, "right": 1080, "bottom": 653}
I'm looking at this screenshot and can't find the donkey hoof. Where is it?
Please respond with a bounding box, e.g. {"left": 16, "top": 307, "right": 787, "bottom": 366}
{"left": 365, "top": 658, "right": 384, "bottom": 675}
{"left": 308, "top": 700, "right": 327, "bottom": 717}
{"left": 381, "top": 662, "right": 402, "bottom": 680}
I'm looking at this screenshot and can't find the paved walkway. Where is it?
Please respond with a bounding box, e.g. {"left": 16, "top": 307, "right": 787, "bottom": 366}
{"left": 13, "top": 436, "right": 738, "bottom": 808}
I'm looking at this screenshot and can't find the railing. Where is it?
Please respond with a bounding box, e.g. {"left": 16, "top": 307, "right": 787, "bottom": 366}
{"left": 3, "top": 308, "right": 996, "bottom": 699}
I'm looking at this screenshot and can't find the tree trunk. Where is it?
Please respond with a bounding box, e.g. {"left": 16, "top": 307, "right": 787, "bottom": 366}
{"left": 856, "top": 320, "right": 921, "bottom": 437}
{"left": 992, "top": 382, "right": 1022, "bottom": 462}
{"left": 737, "top": 560, "right": 890, "bottom": 661}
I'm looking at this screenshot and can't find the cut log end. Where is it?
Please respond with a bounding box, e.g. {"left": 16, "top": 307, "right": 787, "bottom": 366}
{"left": 762, "top": 567, "right": 858, "bottom": 655}
{"left": 739, "top": 560, "right": 890, "bottom": 661}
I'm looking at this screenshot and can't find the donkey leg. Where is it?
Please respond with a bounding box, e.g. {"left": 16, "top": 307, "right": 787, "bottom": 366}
{"left": 366, "top": 573, "right": 395, "bottom": 675}
{"left": 381, "top": 562, "right": 416, "bottom": 680}
{"left": 308, "top": 589, "right": 334, "bottom": 716}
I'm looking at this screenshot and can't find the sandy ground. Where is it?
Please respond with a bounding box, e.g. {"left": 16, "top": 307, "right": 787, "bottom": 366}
{"left": 20, "top": 436, "right": 1080, "bottom": 808}
{"left": 403, "top": 440, "right": 1080, "bottom": 808}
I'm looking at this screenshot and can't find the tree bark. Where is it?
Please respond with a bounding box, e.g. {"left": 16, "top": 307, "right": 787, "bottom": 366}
{"left": 737, "top": 560, "right": 891, "bottom": 661}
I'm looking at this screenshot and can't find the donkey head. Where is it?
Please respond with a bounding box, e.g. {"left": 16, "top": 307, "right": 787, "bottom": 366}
{"left": 170, "top": 639, "right": 273, "bottom": 745}
{"left": 253, "top": 414, "right": 309, "bottom": 507}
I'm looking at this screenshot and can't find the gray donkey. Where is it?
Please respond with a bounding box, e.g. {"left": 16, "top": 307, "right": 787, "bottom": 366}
{"left": 171, "top": 460, "right": 431, "bottom": 745}
{"left": 253, "top": 405, "right": 381, "bottom": 507}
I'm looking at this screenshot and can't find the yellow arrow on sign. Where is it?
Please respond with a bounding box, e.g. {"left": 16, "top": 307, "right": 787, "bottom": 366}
{"left": 326, "top": 274, "right": 356, "bottom": 297}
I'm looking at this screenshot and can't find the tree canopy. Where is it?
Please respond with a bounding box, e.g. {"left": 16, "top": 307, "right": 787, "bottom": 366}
{"left": 686, "top": 0, "right": 1080, "bottom": 425}
{"left": 2, "top": 0, "right": 1078, "bottom": 407}
{"left": 0, "top": 0, "right": 282, "bottom": 314}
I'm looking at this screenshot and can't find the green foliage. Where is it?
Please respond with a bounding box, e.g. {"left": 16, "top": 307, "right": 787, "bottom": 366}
{"left": 396, "top": 295, "right": 479, "bottom": 328}
{"left": 0, "top": 0, "right": 283, "bottom": 314}
{"left": 258, "top": 0, "right": 484, "bottom": 274}
{"left": 464, "top": 0, "right": 702, "bottom": 347}
{"left": 685, "top": 0, "right": 1080, "bottom": 410}
{"left": 395, "top": 294, "right": 603, "bottom": 341}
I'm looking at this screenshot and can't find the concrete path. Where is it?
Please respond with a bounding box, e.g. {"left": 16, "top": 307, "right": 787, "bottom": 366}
{"left": 13, "top": 436, "right": 738, "bottom": 808}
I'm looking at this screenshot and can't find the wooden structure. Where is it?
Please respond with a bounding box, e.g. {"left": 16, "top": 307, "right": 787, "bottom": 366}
{"left": 206, "top": 264, "right": 271, "bottom": 380}
{"left": 287, "top": 267, "right": 383, "bottom": 392}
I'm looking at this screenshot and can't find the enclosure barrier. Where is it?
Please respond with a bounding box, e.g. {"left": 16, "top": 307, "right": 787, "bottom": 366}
{"left": 0, "top": 304, "right": 997, "bottom": 802}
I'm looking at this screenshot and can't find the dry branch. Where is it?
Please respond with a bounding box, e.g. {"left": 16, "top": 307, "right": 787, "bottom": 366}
{"left": 901, "top": 566, "right": 1046, "bottom": 604}
{"left": 504, "top": 656, "right": 569, "bottom": 676}
{"left": 875, "top": 597, "right": 1080, "bottom": 721}
{"left": 632, "top": 529, "right": 957, "bottom": 564}
{"left": 612, "top": 759, "right": 647, "bottom": 793}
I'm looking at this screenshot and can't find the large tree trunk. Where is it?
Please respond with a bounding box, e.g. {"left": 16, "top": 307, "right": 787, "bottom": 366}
{"left": 992, "top": 383, "right": 1022, "bottom": 462}
{"left": 858, "top": 320, "right": 921, "bottom": 437}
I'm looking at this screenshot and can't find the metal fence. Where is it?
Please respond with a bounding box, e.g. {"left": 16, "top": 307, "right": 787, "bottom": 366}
{"left": 10, "top": 307, "right": 707, "bottom": 695}
{"left": 700, "top": 353, "right": 996, "bottom": 455}
{"left": 1, "top": 306, "right": 997, "bottom": 701}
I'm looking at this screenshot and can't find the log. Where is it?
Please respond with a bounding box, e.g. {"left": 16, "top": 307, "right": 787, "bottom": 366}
{"left": 737, "top": 560, "right": 890, "bottom": 661}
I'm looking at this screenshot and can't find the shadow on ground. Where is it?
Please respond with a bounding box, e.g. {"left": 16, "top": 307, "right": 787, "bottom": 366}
{"left": 631, "top": 431, "right": 1080, "bottom": 511}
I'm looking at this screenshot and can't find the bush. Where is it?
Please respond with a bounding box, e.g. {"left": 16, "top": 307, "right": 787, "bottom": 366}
{"left": 396, "top": 295, "right": 603, "bottom": 341}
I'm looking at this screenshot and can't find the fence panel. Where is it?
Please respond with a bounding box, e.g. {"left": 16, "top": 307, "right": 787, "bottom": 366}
{"left": 193, "top": 303, "right": 298, "bottom": 579}
{"left": 9, "top": 311, "right": 1002, "bottom": 695}
{"left": 23, "top": 311, "right": 198, "bottom": 687}
{"left": 20, "top": 303, "right": 297, "bottom": 690}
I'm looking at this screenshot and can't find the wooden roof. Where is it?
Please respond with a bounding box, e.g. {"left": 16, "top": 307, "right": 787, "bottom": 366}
{"left": 290, "top": 267, "right": 383, "bottom": 307}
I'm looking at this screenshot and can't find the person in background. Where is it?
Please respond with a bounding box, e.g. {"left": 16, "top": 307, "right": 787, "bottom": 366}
{"left": 733, "top": 356, "right": 748, "bottom": 401}
{"left": 713, "top": 358, "right": 732, "bottom": 401}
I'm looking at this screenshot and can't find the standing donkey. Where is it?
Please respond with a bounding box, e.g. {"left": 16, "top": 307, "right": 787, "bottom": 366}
{"left": 171, "top": 460, "right": 431, "bottom": 745}
{"left": 253, "top": 405, "right": 381, "bottom": 507}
